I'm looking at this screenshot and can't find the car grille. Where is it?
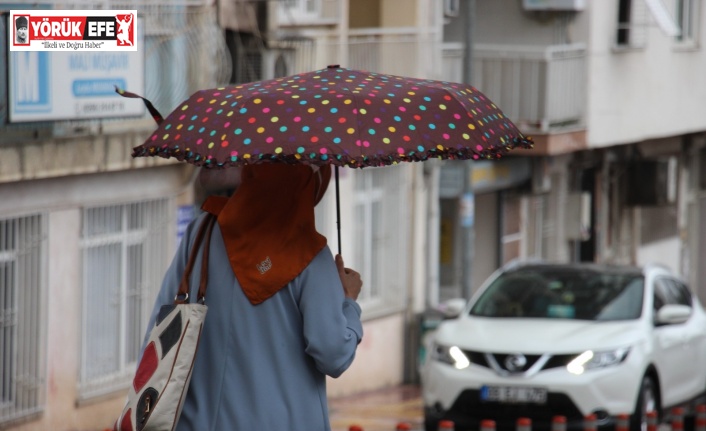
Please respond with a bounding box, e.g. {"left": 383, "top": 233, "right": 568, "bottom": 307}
{"left": 463, "top": 349, "right": 577, "bottom": 374}
{"left": 445, "top": 389, "right": 585, "bottom": 431}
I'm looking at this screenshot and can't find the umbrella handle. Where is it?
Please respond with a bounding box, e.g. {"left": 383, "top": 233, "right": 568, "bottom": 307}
{"left": 335, "top": 165, "right": 342, "bottom": 256}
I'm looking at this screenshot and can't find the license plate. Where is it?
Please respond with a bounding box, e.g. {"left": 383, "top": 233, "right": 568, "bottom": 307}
{"left": 480, "top": 385, "right": 548, "bottom": 404}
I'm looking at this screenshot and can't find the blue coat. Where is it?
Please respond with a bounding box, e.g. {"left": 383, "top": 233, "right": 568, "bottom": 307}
{"left": 143, "top": 214, "right": 363, "bottom": 431}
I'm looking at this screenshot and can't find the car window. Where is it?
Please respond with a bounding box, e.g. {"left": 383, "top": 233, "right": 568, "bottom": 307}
{"left": 671, "top": 280, "right": 693, "bottom": 306}
{"left": 469, "top": 267, "right": 644, "bottom": 321}
{"left": 655, "top": 277, "right": 692, "bottom": 307}
{"left": 595, "top": 278, "right": 643, "bottom": 321}
{"left": 653, "top": 279, "right": 670, "bottom": 312}
{"left": 654, "top": 277, "right": 692, "bottom": 307}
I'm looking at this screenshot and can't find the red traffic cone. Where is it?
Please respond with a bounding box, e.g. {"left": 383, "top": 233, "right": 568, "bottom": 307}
{"left": 672, "top": 406, "right": 685, "bottom": 431}
{"left": 696, "top": 405, "right": 706, "bottom": 431}
{"left": 583, "top": 413, "right": 597, "bottom": 431}
{"left": 646, "top": 410, "right": 658, "bottom": 431}
{"left": 396, "top": 422, "right": 412, "bottom": 431}
{"left": 480, "top": 419, "right": 496, "bottom": 431}
{"left": 438, "top": 419, "right": 455, "bottom": 431}
{"left": 551, "top": 415, "right": 567, "bottom": 431}
{"left": 616, "top": 413, "right": 630, "bottom": 431}
{"left": 349, "top": 425, "right": 364, "bottom": 431}
{"left": 516, "top": 417, "right": 532, "bottom": 431}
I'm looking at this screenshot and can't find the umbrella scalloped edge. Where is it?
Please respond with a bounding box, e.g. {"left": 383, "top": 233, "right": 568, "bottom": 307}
{"left": 131, "top": 136, "right": 534, "bottom": 169}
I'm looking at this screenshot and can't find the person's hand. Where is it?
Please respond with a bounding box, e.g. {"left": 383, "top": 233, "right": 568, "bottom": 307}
{"left": 335, "top": 254, "right": 362, "bottom": 301}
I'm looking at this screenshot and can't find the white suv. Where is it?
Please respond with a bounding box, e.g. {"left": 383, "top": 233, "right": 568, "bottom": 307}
{"left": 420, "top": 262, "right": 706, "bottom": 431}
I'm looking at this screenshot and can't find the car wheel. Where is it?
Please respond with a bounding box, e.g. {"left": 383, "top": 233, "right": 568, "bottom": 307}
{"left": 631, "top": 375, "right": 658, "bottom": 431}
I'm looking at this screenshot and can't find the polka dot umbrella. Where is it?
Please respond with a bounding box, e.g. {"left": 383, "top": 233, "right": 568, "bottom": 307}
{"left": 119, "top": 65, "right": 534, "bottom": 251}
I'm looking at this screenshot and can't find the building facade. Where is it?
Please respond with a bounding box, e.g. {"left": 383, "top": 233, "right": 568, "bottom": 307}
{"left": 3, "top": 0, "right": 704, "bottom": 430}
{"left": 439, "top": 0, "right": 706, "bottom": 306}
{"left": 0, "top": 0, "right": 442, "bottom": 429}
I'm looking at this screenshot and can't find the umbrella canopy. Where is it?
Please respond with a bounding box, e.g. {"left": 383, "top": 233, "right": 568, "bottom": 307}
{"left": 127, "top": 65, "right": 533, "bottom": 168}
{"left": 120, "top": 65, "right": 534, "bottom": 254}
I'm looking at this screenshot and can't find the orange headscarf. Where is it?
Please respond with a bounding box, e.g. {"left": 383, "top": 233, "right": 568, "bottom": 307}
{"left": 201, "top": 164, "right": 332, "bottom": 305}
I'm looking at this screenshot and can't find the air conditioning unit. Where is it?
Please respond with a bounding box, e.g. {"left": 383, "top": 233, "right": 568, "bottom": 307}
{"left": 523, "top": 0, "right": 585, "bottom": 11}
{"left": 625, "top": 159, "right": 677, "bottom": 206}
{"left": 262, "top": 48, "right": 295, "bottom": 80}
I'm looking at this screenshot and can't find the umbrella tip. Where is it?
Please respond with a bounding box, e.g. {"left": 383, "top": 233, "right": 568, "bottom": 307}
{"left": 327, "top": 64, "right": 340, "bottom": 69}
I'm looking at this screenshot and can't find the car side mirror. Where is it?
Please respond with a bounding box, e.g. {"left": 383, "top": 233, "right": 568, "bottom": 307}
{"left": 655, "top": 304, "right": 691, "bottom": 325}
{"left": 438, "top": 298, "right": 467, "bottom": 319}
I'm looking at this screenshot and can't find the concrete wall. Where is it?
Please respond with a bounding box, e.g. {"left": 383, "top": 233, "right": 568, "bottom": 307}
{"left": 327, "top": 313, "right": 405, "bottom": 396}
{"left": 587, "top": 2, "right": 706, "bottom": 147}
{"left": 381, "top": 0, "right": 416, "bottom": 27}
{"left": 470, "top": 192, "right": 499, "bottom": 293}
{"left": 349, "top": 0, "right": 380, "bottom": 28}
{"left": 636, "top": 237, "right": 681, "bottom": 274}
{"left": 474, "top": 0, "right": 574, "bottom": 45}
{"left": 0, "top": 166, "right": 192, "bottom": 431}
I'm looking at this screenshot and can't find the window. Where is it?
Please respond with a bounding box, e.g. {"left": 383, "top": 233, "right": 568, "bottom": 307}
{"left": 0, "top": 214, "right": 46, "bottom": 425}
{"left": 143, "top": 4, "right": 231, "bottom": 111}
{"left": 616, "top": 0, "right": 648, "bottom": 49}
{"left": 278, "top": 0, "right": 322, "bottom": 22}
{"left": 351, "top": 166, "right": 409, "bottom": 314}
{"left": 676, "top": 0, "right": 699, "bottom": 44}
{"left": 79, "top": 199, "right": 170, "bottom": 399}
{"left": 225, "top": 30, "right": 264, "bottom": 85}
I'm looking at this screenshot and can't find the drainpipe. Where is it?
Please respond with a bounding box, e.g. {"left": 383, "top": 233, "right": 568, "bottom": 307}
{"left": 464, "top": 0, "right": 475, "bottom": 84}
{"left": 461, "top": 0, "right": 476, "bottom": 300}
{"left": 338, "top": 0, "right": 349, "bottom": 67}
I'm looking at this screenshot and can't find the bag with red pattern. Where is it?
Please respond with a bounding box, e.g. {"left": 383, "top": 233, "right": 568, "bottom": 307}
{"left": 115, "top": 214, "right": 216, "bottom": 431}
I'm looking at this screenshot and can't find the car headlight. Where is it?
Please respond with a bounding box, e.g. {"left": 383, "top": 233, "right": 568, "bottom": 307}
{"left": 566, "top": 347, "right": 630, "bottom": 375}
{"left": 432, "top": 343, "right": 470, "bottom": 370}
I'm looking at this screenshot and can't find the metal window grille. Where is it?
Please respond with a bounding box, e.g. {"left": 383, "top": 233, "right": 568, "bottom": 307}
{"left": 79, "top": 199, "right": 170, "bottom": 400}
{"left": 0, "top": 214, "right": 47, "bottom": 425}
{"left": 473, "top": 43, "right": 586, "bottom": 133}
{"left": 351, "top": 166, "right": 409, "bottom": 311}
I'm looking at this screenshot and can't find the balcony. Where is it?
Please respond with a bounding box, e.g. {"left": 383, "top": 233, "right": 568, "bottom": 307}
{"left": 472, "top": 44, "right": 587, "bottom": 135}
{"left": 304, "top": 28, "right": 441, "bottom": 79}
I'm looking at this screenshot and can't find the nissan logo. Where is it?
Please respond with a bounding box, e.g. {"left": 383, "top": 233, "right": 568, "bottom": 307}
{"left": 504, "top": 353, "right": 527, "bottom": 372}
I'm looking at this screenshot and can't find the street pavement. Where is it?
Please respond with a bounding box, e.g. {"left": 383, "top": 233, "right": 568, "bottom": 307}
{"left": 329, "top": 384, "right": 424, "bottom": 431}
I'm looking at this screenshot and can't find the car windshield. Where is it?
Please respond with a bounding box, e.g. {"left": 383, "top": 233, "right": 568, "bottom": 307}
{"left": 469, "top": 266, "right": 644, "bottom": 321}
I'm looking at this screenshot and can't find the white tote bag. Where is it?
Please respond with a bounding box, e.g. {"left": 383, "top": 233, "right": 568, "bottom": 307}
{"left": 115, "top": 214, "right": 216, "bottom": 431}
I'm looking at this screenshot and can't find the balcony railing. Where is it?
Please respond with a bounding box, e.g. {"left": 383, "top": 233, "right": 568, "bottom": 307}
{"left": 312, "top": 28, "right": 441, "bottom": 79}
{"left": 472, "top": 44, "right": 587, "bottom": 133}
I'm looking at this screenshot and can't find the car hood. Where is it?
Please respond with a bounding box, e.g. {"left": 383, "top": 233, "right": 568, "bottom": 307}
{"left": 434, "top": 316, "right": 645, "bottom": 353}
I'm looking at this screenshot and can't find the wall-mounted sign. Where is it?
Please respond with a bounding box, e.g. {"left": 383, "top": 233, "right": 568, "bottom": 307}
{"left": 7, "top": 14, "right": 144, "bottom": 122}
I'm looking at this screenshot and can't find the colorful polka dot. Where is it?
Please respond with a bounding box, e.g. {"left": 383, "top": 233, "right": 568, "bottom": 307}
{"left": 130, "top": 66, "right": 533, "bottom": 167}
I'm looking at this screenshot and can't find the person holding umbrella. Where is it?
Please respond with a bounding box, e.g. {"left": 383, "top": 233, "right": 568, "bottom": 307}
{"left": 141, "top": 163, "right": 363, "bottom": 430}
{"left": 118, "top": 64, "right": 533, "bottom": 429}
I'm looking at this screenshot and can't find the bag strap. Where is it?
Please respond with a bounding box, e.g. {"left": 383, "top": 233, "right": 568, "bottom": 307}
{"left": 196, "top": 215, "right": 216, "bottom": 304}
{"left": 175, "top": 214, "right": 216, "bottom": 305}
